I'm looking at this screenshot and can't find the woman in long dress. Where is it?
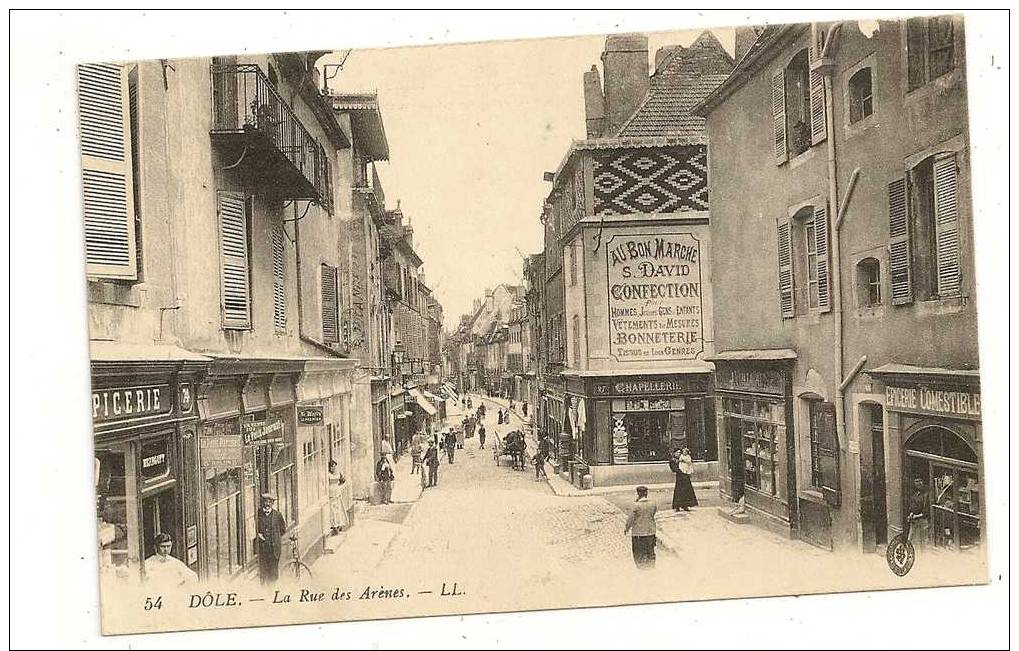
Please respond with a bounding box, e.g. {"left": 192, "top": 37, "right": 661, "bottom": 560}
{"left": 669, "top": 448, "right": 698, "bottom": 511}
{"left": 328, "top": 460, "right": 351, "bottom": 533}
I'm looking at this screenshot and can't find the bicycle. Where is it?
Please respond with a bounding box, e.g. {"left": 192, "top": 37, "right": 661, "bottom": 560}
{"left": 281, "top": 535, "right": 313, "bottom": 581}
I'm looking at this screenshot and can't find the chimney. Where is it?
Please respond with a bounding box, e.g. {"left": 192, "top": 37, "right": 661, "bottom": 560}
{"left": 583, "top": 65, "right": 606, "bottom": 138}
{"left": 734, "top": 26, "right": 764, "bottom": 63}
{"left": 600, "top": 33, "right": 649, "bottom": 136}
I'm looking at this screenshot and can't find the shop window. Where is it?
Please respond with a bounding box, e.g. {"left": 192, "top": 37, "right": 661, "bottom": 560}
{"left": 906, "top": 427, "right": 980, "bottom": 550}
{"left": 856, "top": 257, "right": 882, "bottom": 307}
{"left": 848, "top": 67, "right": 873, "bottom": 123}
{"left": 204, "top": 467, "right": 244, "bottom": 578}
{"left": 785, "top": 50, "right": 812, "bottom": 157}
{"left": 907, "top": 16, "right": 956, "bottom": 91}
{"left": 722, "top": 398, "right": 780, "bottom": 496}
{"left": 96, "top": 449, "right": 132, "bottom": 574}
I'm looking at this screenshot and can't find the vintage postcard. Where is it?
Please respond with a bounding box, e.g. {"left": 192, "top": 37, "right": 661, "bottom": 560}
{"left": 78, "top": 13, "right": 988, "bottom": 636}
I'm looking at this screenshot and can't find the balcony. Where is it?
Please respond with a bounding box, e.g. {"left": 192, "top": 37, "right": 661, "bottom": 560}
{"left": 211, "top": 64, "right": 330, "bottom": 208}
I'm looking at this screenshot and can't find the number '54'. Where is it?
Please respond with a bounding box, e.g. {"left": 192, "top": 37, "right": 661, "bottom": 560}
{"left": 144, "top": 596, "right": 163, "bottom": 611}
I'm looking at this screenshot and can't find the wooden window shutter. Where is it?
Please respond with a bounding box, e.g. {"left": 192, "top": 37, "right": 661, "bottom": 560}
{"left": 321, "top": 264, "right": 339, "bottom": 343}
{"left": 887, "top": 177, "right": 914, "bottom": 305}
{"left": 776, "top": 218, "right": 795, "bottom": 318}
{"left": 771, "top": 69, "right": 788, "bottom": 164}
{"left": 817, "top": 402, "right": 841, "bottom": 507}
{"left": 933, "top": 153, "right": 961, "bottom": 297}
{"left": 217, "top": 191, "right": 251, "bottom": 328}
{"left": 272, "top": 226, "right": 287, "bottom": 332}
{"left": 78, "top": 63, "right": 137, "bottom": 279}
{"left": 813, "top": 203, "right": 832, "bottom": 313}
{"left": 808, "top": 28, "right": 827, "bottom": 146}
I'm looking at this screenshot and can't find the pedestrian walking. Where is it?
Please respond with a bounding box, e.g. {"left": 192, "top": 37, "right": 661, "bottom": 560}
{"left": 522, "top": 401, "right": 528, "bottom": 417}
{"left": 424, "top": 439, "right": 440, "bottom": 487}
{"left": 624, "top": 486, "right": 658, "bottom": 569}
{"left": 255, "top": 494, "right": 288, "bottom": 584}
{"left": 669, "top": 448, "right": 698, "bottom": 512}
{"left": 375, "top": 453, "right": 394, "bottom": 505}
{"left": 144, "top": 533, "right": 197, "bottom": 589}
{"left": 478, "top": 423, "right": 487, "bottom": 449}
{"left": 328, "top": 460, "right": 350, "bottom": 534}
{"left": 534, "top": 435, "right": 550, "bottom": 481}
{"left": 410, "top": 431, "right": 425, "bottom": 476}
{"left": 444, "top": 428, "right": 457, "bottom": 464}
{"left": 380, "top": 433, "right": 394, "bottom": 464}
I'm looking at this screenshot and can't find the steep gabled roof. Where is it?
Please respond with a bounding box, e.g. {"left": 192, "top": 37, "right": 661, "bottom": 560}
{"left": 615, "top": 31, "right": 734, "bottom": 141}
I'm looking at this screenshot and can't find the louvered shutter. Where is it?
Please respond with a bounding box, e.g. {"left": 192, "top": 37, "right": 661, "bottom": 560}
{"left": 79, "top": 63, "right": 137, "bottom": 279}
{"left": 933, "top": 153, "right": 961, "bottom": 297}
{"left": 776, "top": 219, "right": 795, "bottom": 318}
{"left": 817, "top": 401, "right": 841, "bottom": 507}
{"left": 217, "top": 192, "right": 250, "bottom": 328}
{"left": 887, "top": 178, "right": 914, "bottom": 305}
{"left": 322, "top": 264, "right": 339, "bottom": 343}
{"left": 808, "top": 26, "right": 828, "bottom": 146}
{"left": 272, "top": 226, "right": 287, "bottom": 332}
{"left": 813, "top": 203, "right": 832, "bottom": 313}
{"left": 771, "top": 69, "right": 787, "bottom": 164}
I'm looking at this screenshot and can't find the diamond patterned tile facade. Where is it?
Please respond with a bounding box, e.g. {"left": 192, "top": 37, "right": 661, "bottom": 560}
{"left": 593, "top": 145, "right": 709, "bottom": 215}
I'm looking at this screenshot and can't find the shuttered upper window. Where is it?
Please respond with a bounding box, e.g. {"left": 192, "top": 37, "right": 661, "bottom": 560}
{"left": 217, "top": 192, "right": 251, "bottom": 329}
{"left": 907, "top": 16, "right": 956, "bottom": 91}
{"left": 79, "top": 63, "right": 137, "bottom": 279}
{"left": 272, "top": 225, "right": 287, "bottom": 333}
{"left": 321, "top": 264, "right": 340, "bottom": 344}
{"left": 779, "top": 204, "right": 831, "bottom": 317}
{"left": 772, "top": 42, "right": 826, "bottom": 164}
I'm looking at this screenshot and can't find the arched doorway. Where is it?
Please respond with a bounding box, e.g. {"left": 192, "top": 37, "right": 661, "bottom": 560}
{"left": 904, "top": 425, "right": 980, "bottom": 550}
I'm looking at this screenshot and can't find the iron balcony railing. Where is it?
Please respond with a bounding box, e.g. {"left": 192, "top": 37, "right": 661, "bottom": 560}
{"left": 211, "top": 63, "right": 331, "bottom": 211}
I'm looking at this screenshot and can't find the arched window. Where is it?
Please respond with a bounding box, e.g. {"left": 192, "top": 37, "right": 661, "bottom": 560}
{"left": 785, "top": 50, "right": 812, "bottom": 157}
{"left": 848, "top": 67, "right": 873, "bottom": 123}
{"left": 856, "top": 257, "right": 882, "bottom": 307}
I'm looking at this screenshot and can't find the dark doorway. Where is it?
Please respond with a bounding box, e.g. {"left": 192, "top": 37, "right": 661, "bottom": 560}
{"left": 726, "top": 417, "right": 746, "bottom": 502}
{"left": 869, "top": 405, "right": 888, "bottom": 546}
{"left": 141, "top": 488, "right": 177, "bottom": 560}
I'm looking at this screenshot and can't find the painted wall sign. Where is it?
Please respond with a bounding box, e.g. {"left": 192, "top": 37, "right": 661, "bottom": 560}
{"left": 885, "top": 385, "right": 981, "bottom": 421}
{"left": 241, "top": 415, "right": 285, "bottom": 445}
{"left": 139, "top": 438, "right": 170, "bottom": 480}
{"left": 612, "top": 397, "right": 685, "bottom": 412}
{"left": 606, "top": 233, "right": 705, "bottom": 362}
{"left": 297, "top": 405, "right": 324, "bottom": 426}
{"left": 612, "top": 377, "right": 700, "bottom": 396}
{"left": 92, "top": 384, "right": 171, "bottom": 424}
{"left": 717, "top": 367, "right": 786, "bottom": 396}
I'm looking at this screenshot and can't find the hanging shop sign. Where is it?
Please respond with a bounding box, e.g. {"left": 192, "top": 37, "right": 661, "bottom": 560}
{"left": 241, "top": 414, "right": 286, "bottom": 445}
{"left": 885, "top": 384, "right": 981, "bottom": 421}
{"left": 92, "top": 384, "right": 172, "bottom": 424}
{"left": 716, "top": 367, "right": 786, "bottom": 396}
{"left": 605, "top": 232, "right": 705, "bottom": 362}
{"left": 139, "top": 438, "right": 171, "bottom": 480}
{"left": 297, "top": 404, "right": 324, "bottom": 426}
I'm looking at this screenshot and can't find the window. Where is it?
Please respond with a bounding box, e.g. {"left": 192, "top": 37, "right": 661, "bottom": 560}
{"left": 204, "top": 467, "right": 244, "bottom": 578}
{"left": 785, "top": 50, "right": 812, "bottom": 157}
{"left": 218, "top": 192, "right": 252, "bottom": 329}
{"left": 848, "top": 67, "right": 873, "bottom": 123}
{"left": 723, "top": 398, "right": 781, "bottom": 496}
{"left": 272, "top": 225, "right": 287, "bottom": 332}
{"left": 321, "top": 264, "right": 340, "bottom": 344}
{"left": 908, "top": 16, "right": 956, "bottom": 91}
{"left": 805, "top": 218, "right": 819, "bottom": 310}
{"left": 568, "top": 244, "right": 577, "bottom": 286}
{"left": 888, "top": 152, "right": 962, "bottom": 303}
{"left": 79, "top": 63, "right": 138, "bottom": 280}
{"left": 301, "top": 432, "right": 325, "bottom": 508}
{"left": 856, "top": 258, "right": 882, "bottom": 307}
{"left": 807, "top": 400, "right": 825, "bottom": 489}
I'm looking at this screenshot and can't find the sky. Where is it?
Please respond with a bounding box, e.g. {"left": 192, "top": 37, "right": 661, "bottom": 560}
{"left": 318, "top": 27, "right": 735, "bottom": 330}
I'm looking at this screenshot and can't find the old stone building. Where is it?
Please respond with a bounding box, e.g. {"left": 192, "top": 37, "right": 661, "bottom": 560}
{"left": 694, "top": 17, "right": 980, "bottom": 552}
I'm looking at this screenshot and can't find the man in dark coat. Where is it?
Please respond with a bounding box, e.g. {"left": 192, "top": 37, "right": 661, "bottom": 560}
{"left": 444, "top": 429, "right": 457, "bottom": 464}
{"left": 423, "top": 439, "right": 440, "bottom": 487}
{"left": 478, "top": 423, "right": 487, "bottom": 449}
{"left": 256, "top": 494, "right": 288, "bottom": 584}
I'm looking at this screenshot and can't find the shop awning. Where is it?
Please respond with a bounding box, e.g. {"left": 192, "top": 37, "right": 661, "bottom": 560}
{"left": 866, "top": 364, "right": 980, "bottom": 383}
{"left": 705, "top": 349, "right": 797, "bottom": 362}
{"left": 408, "top": 388, "right": 437, "bottom": 416}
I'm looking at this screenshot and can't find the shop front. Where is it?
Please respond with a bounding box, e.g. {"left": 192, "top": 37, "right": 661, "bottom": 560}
{"left": 92, "top": 345, "right": 208, "bottom": 587}
{"left": 294, "top": 359, "right": 359, "bottom": 563}
{"left": 867, "top": 365, "right": 982, "bottom": 552}
{"left": 196, "top": 359, "right": 302, "bottom": 581}
{"left": 408, "top": 386, "right": 438, "bottom": 435}
{"left": 542, "top": 376, "right": 566, "bottom": 472}
{"left": 560, "top": 368, "right": 716, "bottom": 488}
{"left": 710, "top": 352, "right": 797, "bottom": 538}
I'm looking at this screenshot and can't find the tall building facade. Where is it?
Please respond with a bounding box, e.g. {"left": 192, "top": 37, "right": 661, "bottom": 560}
{"left": 695, "top": 17, "right": 980, "bottom": 552}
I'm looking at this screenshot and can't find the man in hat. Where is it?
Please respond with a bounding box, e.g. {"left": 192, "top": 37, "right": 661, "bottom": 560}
{"left": 624, "top": 486, "right": 658, "bottom": 569}
{"left": 256, "top": 493, "right": 288, "bottom": 584}
{"left": 144, "top": 532, "right": 197, "bottom": 588}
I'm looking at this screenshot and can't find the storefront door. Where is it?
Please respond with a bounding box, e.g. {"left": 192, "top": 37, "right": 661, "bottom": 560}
{"left": 869, "top": 408, "right": 888, "bottom": 546}
{"left": 725, "top": 417, "right": 745, "bottom": 502}
{"left": 141, "top": 488, "right": 177, "bottom": 560}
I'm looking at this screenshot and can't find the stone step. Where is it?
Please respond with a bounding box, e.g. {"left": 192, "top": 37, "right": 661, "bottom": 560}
{"left": 717, "top": 505, "right": 750, "bottom": 525}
